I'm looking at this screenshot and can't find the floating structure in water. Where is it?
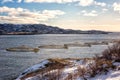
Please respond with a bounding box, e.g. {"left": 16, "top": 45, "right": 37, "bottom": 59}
{"left": 84, "top": 41, "right": 108, "bottom": 45}
{"left": 38, "top": 45, "right": 68, "bottom": 49}
{"left": 64, "top": 43, "right": 91, "bottom": 47}
{"left": 6, "top": 45, "right": 39, "bottom": 53}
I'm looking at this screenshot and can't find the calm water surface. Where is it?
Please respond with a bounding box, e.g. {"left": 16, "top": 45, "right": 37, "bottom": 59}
{"left": 0, "top": 33, "right": 120, "bottom": 80}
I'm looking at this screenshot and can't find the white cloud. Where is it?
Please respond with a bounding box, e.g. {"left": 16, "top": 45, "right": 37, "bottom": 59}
{"left": 1, "top": 0, "right": 107, "bottom": 7}
{"left": 81, "top": 10, "right": 98, "bottom": 17}
{"left": 113, "top": 2, "right": 120, "bottom": 13}
{"left": 94, "top": 1, "right": 106, "bottom": 7}
{"left": 1, "top": 0, "right": 13, "bottom": 3}
{"left": 102, "top": 8, "right": 108, "bottom": 11}
{"left": 24, "top": 0, "right": 94, "bottom": 6}
{"left": 18, "top": 0, "right": 22, "bottom": 3}
{"left": 24, "top": 0, "right": 73, "bottom": 3}
{"left": 1, "top": 0, "right": 107, "bottom": 8}
{"left": 78, "top": 0, "right": 94, "bottom": 6}
{"left": 102, "top": 8, "right": 108, "bottom": 13}
{"left": 1, "top": 0, "right": 22, "bottom": 3}
{"left": 24, "top": 0, "right": 108, "bottom": 7}
{"left": 0, "top": 6, "right": 65, "bottom": 24}
{"left": 81, "top": 10, "right": 86, "bottom": 13}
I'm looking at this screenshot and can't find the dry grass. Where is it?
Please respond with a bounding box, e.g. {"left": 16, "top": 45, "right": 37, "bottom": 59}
{"left": 48, "top": 58, "right": 72, "bottom": 65}
{"left": 87, "top": 59, "right": 113, "bottom": 77}
{"left": 87, "top": 42, "right": 120, "bottom": 77}
{"left": 76, "top": 67, "right": 87, "bottom": 80}
{"left": 71, "top": 42, "right": 120, "bottom": 79}
{"left": 19, "top": 42, "right": 120, "bottom": 80}
{"left": 20, "top": 58, "right": 70, "bottom": 80}
{"left": 101, "top": 41, "right": 120, "bottom": 62}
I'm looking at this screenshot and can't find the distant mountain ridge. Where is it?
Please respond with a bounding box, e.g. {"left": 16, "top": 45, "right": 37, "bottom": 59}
{"left": 0, "top": 24, "right": 108, "bottom": 35}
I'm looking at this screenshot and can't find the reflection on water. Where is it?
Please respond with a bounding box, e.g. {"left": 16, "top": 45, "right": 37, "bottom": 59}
{"left": 0, "top": 33, "right": 120, "bottom": 80}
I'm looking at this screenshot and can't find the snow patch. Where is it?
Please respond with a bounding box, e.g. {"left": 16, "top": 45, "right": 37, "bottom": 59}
{"left": 89, "top": 70, "right": 120, "bottom": 80}
{"left": 16, "top": 60, "right": 50, "bottom": 80}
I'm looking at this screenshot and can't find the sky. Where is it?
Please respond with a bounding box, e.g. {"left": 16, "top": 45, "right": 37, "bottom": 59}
{"left": 0, "top": 0, "right": 120, "bottom": 32}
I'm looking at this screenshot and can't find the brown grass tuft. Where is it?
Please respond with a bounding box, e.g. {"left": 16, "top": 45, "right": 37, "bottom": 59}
{"left": 102, "top": 42, "right": 120, "bottom": 62}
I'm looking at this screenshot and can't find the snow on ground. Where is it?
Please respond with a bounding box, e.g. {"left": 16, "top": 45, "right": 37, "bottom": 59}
{"left": 23, "top": 60, "right": 49, "bottom": 73}
{"left": 63, "top": 67, "right": 77, "bottom": 73}
{"left": 16, "top": 60, "right": 50, "bottom": 80}
{"left": 89, "top": 70, "right": 120, "bottom": 80}
{"left": 88, "top": 62, "right": 120, "bottom": 80}
{"left": 76, "top": 62, "right": 120, "bottom": 80}
{"left": 70, "top": 59, "right": 95, "bottom": 69}
{"left": 16, "top": 59, "right": 120, "bottom": 80}
{"left": 113, "top": 62, "right": 120, "bottom": 66}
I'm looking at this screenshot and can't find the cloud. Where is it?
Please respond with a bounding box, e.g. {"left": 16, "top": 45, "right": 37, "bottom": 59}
{"left": 23, "top": 0, "right": 62, "bottom": 4}
{"left": 81, "top": 10, "right": 98, "bottom": 17}
{"left": 78, "top": 0, "right": 94, "bottom": 6}
{"left": 94, "top": 1, "right": 106, "bottom": 7}
{"left": 17, "top": 0, "right": 22, "bottom": 3}
{"left": 24, "top": 0, "right": 108, "bottom": 7}
{"left": 1, "top": 0, "right": 107, "bottom": 7}
{"left": 24, "top": 0, "right": 94, "bottom": 6}
{"left": 102, "top": 8, "right": 108, "bottom": 13}
{"left": 102, "top": 8, "right": 108, "bottom": 11}
{"left": 24, "top": 0, "right": 73, "bottom": 3}
{"left": 1, "top": 0, "right": 13, "bottom": 3}
{"left": 1, "top": 0, "right": 22, "bottom": 3}
{"left": 113, "top": 2, "right": 120, "bottom": 13}
{"left": 0, "top": 6, "right": 65, "bottom": 24}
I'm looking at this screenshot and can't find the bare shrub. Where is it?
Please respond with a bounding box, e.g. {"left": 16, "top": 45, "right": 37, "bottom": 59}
{"left": 87, "top": 59, "right": 113, "bottom": 77}
{"left": 64, "top": 73, "right": 73, "bottom": 80}
{"left": 102, "top": 42, "right": 120, "bottom": 62}
{"left": 76, "top": 67, "right": 87, "bottom": 80}
{"left": 40, "top": 69, "right": 63, "bottom": 80}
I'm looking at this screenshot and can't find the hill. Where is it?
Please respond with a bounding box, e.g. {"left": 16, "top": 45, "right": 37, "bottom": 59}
{"left": 0, "top": 24, "right": 108, "bottom": 35}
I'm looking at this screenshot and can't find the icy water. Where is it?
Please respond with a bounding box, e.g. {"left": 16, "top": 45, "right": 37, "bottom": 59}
{"left": 0, "top": 33, "right": 120, "bottom": 80}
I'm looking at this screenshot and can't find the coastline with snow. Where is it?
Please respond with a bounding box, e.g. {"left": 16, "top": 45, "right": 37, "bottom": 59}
{"left": 15, "top": 41, "right": 120, "bottom": 80}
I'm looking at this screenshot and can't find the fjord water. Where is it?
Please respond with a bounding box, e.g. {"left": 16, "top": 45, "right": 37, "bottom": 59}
{"left": 0, "top": 33, "right": 120, "bottom": 80}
